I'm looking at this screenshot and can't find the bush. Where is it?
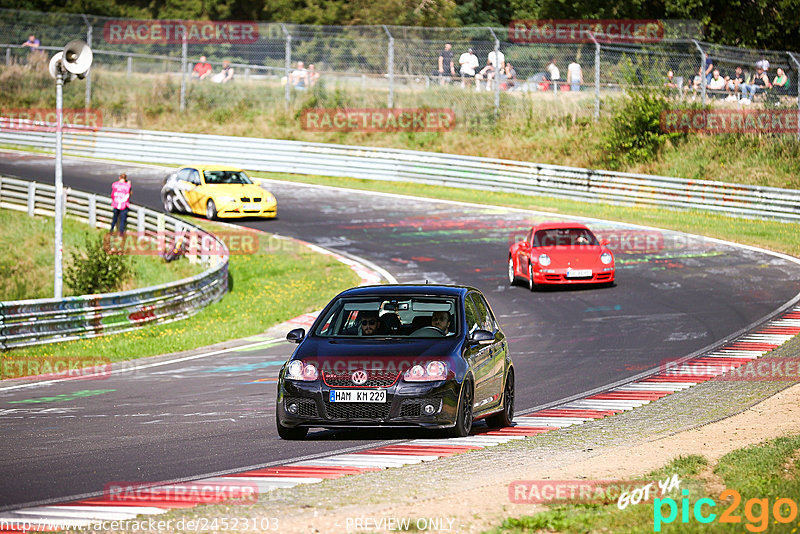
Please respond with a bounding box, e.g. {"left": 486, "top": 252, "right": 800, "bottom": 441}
{"left": 601, "top": 60, "right": 689, "bottom": 170}
{"left": 64, "top": 233, "right": 131, "bottom": 295}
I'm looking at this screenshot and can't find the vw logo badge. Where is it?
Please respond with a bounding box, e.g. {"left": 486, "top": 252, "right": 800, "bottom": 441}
{"left": 351, "top": 370, "right": 368, "bottom": 385}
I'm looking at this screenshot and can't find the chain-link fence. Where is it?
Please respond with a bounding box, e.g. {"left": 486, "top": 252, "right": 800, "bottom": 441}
{"left": 1, "top": 9, "right": 798, "bottom": 137}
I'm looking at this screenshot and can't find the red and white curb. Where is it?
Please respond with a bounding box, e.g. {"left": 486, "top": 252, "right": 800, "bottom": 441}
{"left": 2, "top": 309, "right": 798, "bottom": 529}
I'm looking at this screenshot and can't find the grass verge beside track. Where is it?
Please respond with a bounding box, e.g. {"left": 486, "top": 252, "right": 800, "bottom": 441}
{"left": 490, "top": 435, "right": 800, "bottom": 533}
{"left": 2, "top": 219, "right": 360, "bottom": 369}
{"left": 0, "top": 207, "right": 204, "bottom": 301}
{"left": 254, "top": 172, "right": 800, "bottom": 258}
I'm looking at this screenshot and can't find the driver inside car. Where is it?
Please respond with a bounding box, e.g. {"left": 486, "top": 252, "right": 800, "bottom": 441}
{"left": 358, "top": 310, "right": 388, "bottom": 336}
{"left": 430, "top": 310, "right": 451, "bottom": 334}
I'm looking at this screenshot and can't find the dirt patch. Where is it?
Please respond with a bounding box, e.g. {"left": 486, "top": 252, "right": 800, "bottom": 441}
{"left": 270, "top": 382, "right": 800, "bottom": 534}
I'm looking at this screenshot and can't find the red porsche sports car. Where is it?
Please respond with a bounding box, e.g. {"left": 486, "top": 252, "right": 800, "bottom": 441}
{"left": 508, "top": 222, "right": 615, "bottom": 289}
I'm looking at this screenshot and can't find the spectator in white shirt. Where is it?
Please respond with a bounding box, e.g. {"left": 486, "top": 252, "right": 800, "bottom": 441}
{"left": 547, "top": 58, "right": 560, "bottom": 83}
{"left": 458, "top": 47, "right": 479, "bottom": 87}
{"left": 566, "top": 60, "right": 583, "bottom": 91}
{"left": 476, "top": 48, "right": 505, "bottom": 91}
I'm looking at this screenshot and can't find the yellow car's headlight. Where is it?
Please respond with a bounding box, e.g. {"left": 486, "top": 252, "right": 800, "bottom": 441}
{"left": 218, "top": 196, "right": 236, "bottom": 203}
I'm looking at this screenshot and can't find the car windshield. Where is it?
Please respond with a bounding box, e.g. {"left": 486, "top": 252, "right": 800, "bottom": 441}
{"left": 203, "top": 170, "right": 253, "bottom": 185}
{"left": 314, "top": 296, "right": 458, "bottom": 338}
{"left": 533, "top": 228, "right": 598, "bottom": 247}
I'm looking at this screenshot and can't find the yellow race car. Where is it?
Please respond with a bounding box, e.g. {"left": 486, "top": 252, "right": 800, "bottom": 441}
{"left": 161, "top": 165, "right": 277, "bottom": 219}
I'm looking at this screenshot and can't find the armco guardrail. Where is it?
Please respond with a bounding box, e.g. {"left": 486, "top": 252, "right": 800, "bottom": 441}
{"left": 0, "top": 175, "right": 229, "bottom": 350}
{"left": 1, "top": 125, "right": 799, "bottom": 222}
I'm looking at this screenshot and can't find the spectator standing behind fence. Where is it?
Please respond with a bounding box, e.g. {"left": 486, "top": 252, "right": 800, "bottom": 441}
{"left": 702, "top": 56, "right": 714, "bottom": 84}
{"left": 458, "top": 47, "right": 478, "bottom": 88}
{"left": 567, "top": 60, "right": 582, "bottom": 91}
{"left": 109, "top": 173, "right": 131, "bottom": 236}
{"left": 740, "top": 64, "right": 771, "bottom": 104}
{"left": 289, "top": 61, "right": 309, "bottom": 89}
{"left": 22, "top": 34, "right": 40, "bottom": 51}
{"left": 546, "top": 58, "right": 560, "bottom": 88}
{"left": 308, "top": 64, "right": 320, "bottom": 87}
{"left": 437, "top": 43, "right": 455, "bottom": 85}
{"left": 191, "top": 56, "right": 212, "bottom": 80}
{"left": 212, "top": 60, "right": 234, "bottom": 84}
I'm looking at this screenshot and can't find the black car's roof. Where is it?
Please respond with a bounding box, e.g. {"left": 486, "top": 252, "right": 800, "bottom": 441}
{"left": 335, "top": 284, "right": 473, "bottom": 299}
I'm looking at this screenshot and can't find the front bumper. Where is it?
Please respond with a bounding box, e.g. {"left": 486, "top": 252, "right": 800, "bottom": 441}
{"left": 218, "top": 202, "right": 277, "bottom": 218}
{"left": 533, "top": 268, "right": 614, "bottom": 285}
{"left": 277, "top": 378, "right": 460, "bottom": 429}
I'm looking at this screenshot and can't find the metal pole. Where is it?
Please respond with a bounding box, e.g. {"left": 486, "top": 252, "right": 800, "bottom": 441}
{"left": 54, "top": 72, "right": 64, "bottom": 298}
{"left": 180, "top": 31, "right": 187, "bottom": 112}
{"left": 384, "top": 25, "right": 394, "bottom": 109}
{"left": 788, "top": 52, "right": 800, "bottom": 141}
{"left": 82, "top": 14, "right": 92, "bottom": 110}
{"left": 692, "top": 40, "right": 706, "bottom": 105}
{"left": 282, "top": 24, "right": 291, "bottom": 111}
{"left": 593, "top": 36, "right": 600, "bottom": 121}
{"left": 127, "top": 56, "right": 132, "bottom": 77}
{"left": 487, "top": 28, "right": 500, "bottom": 117}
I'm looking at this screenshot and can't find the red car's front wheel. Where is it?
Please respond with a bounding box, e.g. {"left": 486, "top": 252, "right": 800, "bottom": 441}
{"left": 508, "top": 256, "right": 517, "bottom": 286}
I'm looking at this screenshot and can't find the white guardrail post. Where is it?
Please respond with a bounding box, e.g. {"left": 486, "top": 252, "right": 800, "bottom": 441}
{"left": 0, "top": 175, "right": 229, "bottom": 350}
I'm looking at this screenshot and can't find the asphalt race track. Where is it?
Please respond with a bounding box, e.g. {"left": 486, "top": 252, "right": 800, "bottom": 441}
{"left": 1, "top": 151, "right": 799, "bottom": 509}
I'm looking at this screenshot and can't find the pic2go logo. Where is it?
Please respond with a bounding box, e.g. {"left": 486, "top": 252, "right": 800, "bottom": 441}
{"left": 654, "top": 489, "right": 800, "bottom": 532}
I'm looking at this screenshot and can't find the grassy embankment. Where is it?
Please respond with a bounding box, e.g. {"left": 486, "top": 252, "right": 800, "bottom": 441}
{"left": 1, "top": 215, "right": 360, "bottom": 369}
{"left": 0, "top": 208, "right": 203, "bottom": 301}
{"left": 489, "top": 435, "right": 800, "bottom": 533}
{"left": 2, "top": 64, "right": 799, "bottom": 189}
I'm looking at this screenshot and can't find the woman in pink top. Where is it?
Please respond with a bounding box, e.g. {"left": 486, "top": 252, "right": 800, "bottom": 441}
{"left": 110, "top": 173, "right": 132, "bottom": 235}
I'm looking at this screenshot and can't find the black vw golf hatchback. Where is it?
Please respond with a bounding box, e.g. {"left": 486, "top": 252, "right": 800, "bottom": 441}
{"left": 276, "top": 285, "right": 514, "bottom": 439}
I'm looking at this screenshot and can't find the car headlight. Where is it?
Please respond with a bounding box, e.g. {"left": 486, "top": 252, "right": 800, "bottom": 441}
{"left": 404, "top": 361, "right": 448, "bottom": 381}
{"left": 286, "top": 360, "right": 318, "bottom": 381}
{"left": 538, "top": 254, "right": 551, "bottom": 266}
{"left": 264, "top": 194, "right": 276, "bottom": 204}
{"left": 600, "top": 252, "right": 613, "bottom": 265}
{"left": 218, "top": 195, "right": 236, "bottom": 203}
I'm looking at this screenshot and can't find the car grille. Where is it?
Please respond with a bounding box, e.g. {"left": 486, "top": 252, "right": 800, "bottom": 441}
{"left": 285, "top": 397, "right": 318, "bottom": 417}
{"left": 240, "top": 197, "right": 262, "bottom": 202}
{"left": 322, "top": 370, "right": 399, "bottom": 388}
{"left": 324, "top": 401, "right": 391, "bottom": 420}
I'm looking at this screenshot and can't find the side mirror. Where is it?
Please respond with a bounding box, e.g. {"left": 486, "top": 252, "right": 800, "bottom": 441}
{"left": 600, "top": 239, "right": 610, "bottom": 246}
{"left": 469, "top": 329, "right": 494, "bottom": 345}
{"left": 286, "top": 328, "right": 305, "bottom": 343}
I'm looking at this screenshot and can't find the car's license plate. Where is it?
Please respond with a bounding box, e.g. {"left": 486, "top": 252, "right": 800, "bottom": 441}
{"left": 329, "top": 389, "right": 386, "bottom": 403}
{"left": 243, "top": 203, "right": 260, "bottom": 210}
{"left": 567, "top": 269, "right": 593, "bottom": 278}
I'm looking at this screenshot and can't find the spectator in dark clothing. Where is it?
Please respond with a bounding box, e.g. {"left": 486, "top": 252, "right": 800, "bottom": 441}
{"left": 438, "top": 43, "right": 455, "bottom": 85}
